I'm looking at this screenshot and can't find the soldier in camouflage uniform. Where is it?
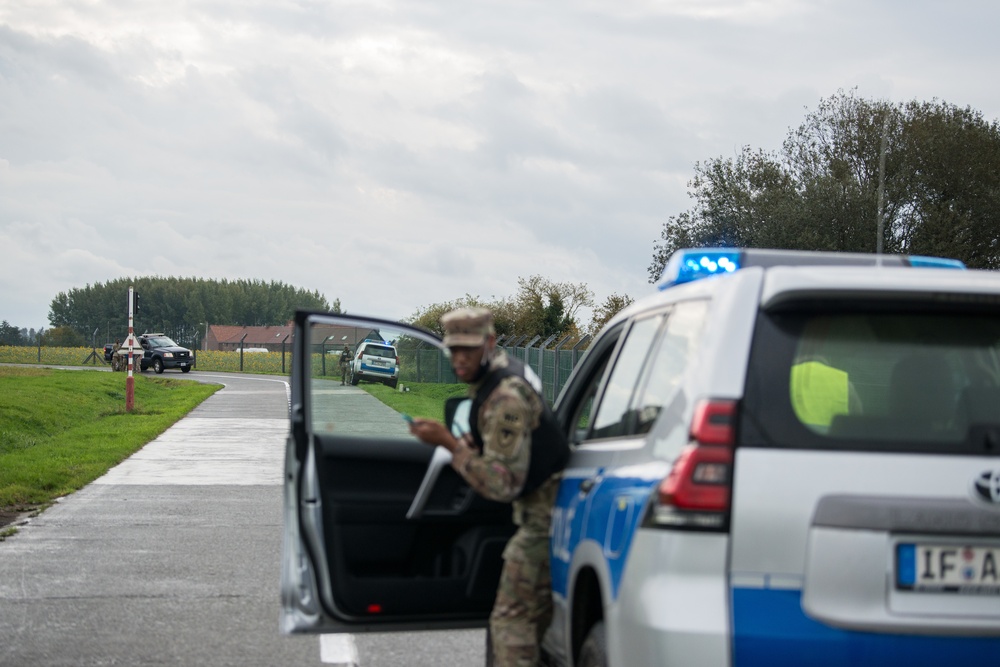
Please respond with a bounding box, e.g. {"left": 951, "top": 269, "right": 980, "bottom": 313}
{"left": 408, "top": 308, "right": 569, "bottom": 667}
{"left": 111, "top": 339, "right": 123, "bottom": 372}
{"left": 339, "top": 344, "right": 352, "bottom": 385}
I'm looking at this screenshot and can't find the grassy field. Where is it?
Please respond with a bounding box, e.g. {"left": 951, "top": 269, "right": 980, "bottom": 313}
{"left": 359, "top": 381, "right": 468, "bottom": 421}
{"left": 0, "top": 366, "right": 221, "bottom": 537}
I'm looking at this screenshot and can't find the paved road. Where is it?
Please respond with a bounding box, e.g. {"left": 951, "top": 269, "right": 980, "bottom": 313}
{"left": 0, "top": 371, "right": 483, "bottom": 666}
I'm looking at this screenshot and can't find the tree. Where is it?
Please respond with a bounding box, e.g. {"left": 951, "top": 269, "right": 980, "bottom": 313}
{"left": 649, "top": 90, "right": 1000, "bottom": 280}
{"left": 511, "top": 275, "right": 593, "bottom": 340}
{"left": 407, "top": 295, "right": 497, "bottom": 337}
{"left": 43, "top": 326, "right": 85, "bottom": 347}
{"left": 405, "top": 277, "right": 596, "bottom": 345}
{"left": 47, "top": 277, "right": 334, "bottom": 346}
{"left": 897, "top": 100, "right": 1000, "bottom": 268}
{"left": 588, "top": 293, "right": 635, "bottom": 336}
{"left": 0, "top": 321, "right": 27, "bottom": 346}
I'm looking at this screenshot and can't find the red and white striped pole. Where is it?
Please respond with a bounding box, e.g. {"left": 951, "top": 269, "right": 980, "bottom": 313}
{"left": 126, "top": 286, "right": 136, "bottom": 412}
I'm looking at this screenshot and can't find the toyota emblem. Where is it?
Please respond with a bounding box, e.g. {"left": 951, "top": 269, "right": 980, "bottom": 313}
{"left": 972, "top": 470, "right": 1000, "bottom": 506}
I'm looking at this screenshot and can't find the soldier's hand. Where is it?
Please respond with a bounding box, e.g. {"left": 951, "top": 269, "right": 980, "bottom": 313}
{"left": 409, "top": 418, "right": 454, "bottom": 450}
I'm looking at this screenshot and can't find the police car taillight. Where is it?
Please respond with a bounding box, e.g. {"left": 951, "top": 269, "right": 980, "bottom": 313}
{"left": 645, "top": 399, "right": 736, "bottom": 531}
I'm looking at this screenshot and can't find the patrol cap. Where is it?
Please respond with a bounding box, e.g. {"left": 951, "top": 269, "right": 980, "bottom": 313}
{"left": 441, "top": 307, "right": 495, "bottom": 347}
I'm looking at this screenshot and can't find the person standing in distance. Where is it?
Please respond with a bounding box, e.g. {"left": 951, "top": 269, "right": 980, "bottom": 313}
{"left": 408, "top": 307, "right": 569, "bottom": 666}
{"left": 339, "top": 343, "right": 352, "bottom": 386}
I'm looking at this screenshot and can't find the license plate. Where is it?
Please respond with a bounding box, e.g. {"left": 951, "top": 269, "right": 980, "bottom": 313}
{"left": 897, "top": 543, "right": 1000, "bottom": 594}
{"left": 370, "top": 359, "right": 387, "bottom": 366}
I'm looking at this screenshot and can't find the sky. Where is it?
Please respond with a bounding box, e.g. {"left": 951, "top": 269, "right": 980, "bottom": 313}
{"left": 2, "top": 1, "right": 999, "bottom": 332}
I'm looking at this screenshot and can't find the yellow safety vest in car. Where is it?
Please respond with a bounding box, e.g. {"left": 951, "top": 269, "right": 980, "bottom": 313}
{"left": 790, "top": 360, "right": 850, "bottom": 429}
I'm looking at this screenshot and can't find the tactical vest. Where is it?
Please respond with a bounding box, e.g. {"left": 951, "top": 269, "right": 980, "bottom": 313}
{"left": 469, "top": 357, "right": 570, "bottom": 497}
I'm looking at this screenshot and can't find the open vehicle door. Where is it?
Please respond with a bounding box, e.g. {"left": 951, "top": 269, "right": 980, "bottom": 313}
{"left": 281, "top": 311, "right": 515, "bottom": 634}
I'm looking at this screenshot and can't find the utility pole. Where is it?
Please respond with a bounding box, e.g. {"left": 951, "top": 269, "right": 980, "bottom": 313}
{"left": 122, "top": 286, "right": 140, "bottom": 412}
{"left": 876, "top": 114, "right": 889, "bottom": 255}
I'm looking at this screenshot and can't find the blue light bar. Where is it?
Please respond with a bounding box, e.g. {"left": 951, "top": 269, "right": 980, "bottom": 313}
{"left": 658, "top": 247, "right": 966, "bottom": 291}
{"left": 659, "top": 249, "right": 741, "bottom": 290}
{"left": 907, "top": 255, "right": 966, "bottom": 270}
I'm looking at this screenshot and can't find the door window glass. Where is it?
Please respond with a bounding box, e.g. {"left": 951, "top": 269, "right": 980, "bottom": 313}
{"left": 633, "top": 300, "right": 708, "bottom": 435}
{"left": 589, "top": 315, "right": 664, "bottom": 440}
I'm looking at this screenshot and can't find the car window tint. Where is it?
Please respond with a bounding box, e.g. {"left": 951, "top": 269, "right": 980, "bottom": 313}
{"left": 589, "top": 314, "right": 664, "bottom": 440}
{"left": 744, "top": 308, "right": 1000, "bottom": 453}
{"left": 633, "top": 300, "right": 708, "bottom": 435}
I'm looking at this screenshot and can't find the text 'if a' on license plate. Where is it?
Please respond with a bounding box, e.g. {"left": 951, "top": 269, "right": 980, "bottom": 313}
{"left": 897, "top": 543, "right": 1000, "bottom": 594}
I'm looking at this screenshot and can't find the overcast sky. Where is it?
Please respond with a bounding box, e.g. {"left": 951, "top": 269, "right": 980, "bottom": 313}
{"left": 2, "top": 1, "right": 998, "bottom": 332}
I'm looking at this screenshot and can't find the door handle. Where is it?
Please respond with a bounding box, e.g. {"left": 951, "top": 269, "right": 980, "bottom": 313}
{"left": 579, "top": 478, "right": 596, "bottom": 495}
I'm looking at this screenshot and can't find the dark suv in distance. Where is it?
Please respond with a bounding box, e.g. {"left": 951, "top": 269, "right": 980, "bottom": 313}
{"left": 138, "top": 333, "right": 195, "bottom": 374}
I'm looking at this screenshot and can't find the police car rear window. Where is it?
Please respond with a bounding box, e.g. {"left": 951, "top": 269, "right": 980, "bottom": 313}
{"left": 741, "top": 308, "right": 1000, "bottom": 455}
{"left": 362, "top": 345, "right": 395, "bottom": 359}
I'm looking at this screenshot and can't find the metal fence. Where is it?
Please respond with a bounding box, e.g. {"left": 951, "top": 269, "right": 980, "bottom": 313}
{"left": 401, "top": 335, "right": 592, "bottom": 404}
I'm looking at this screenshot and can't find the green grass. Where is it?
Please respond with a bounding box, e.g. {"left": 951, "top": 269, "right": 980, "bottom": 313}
{"left": 0, "top": 367, "right": 221, "bottom": 513}
{"left": 359, "top": 381, "right": 468, "bottom": 421}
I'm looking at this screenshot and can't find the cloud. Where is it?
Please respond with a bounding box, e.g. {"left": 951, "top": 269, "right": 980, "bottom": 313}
{"left": 1, "top": 0, "right": 999, "bottom": 330}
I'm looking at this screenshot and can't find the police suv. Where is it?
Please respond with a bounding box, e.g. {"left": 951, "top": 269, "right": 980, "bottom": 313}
{"left": 281, "top": 248, "right": 1000, "bottom": 667}
{"left": 350, "top": 339, "right": 400, "bottom": 389}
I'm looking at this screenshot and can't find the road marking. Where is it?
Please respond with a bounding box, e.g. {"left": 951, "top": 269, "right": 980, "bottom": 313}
{"left": 320, "top": 634, "right": 360, "bottom": 666}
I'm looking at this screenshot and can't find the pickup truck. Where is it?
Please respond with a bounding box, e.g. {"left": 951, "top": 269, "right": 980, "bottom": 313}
{"left": 137, "top": 333, "right": 195, "bottom": 373}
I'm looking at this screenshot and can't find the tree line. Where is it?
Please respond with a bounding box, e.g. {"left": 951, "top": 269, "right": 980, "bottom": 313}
{"left": 649, "top": 90, "right": 1000, "bottom": 280}
{"left": 2, "top": 273, "right": 632, "bottom": 350}
{"left": 404, "top": 275, "right": 634, "bottom": 344}
{"left": 34, "top": 277, "right": 332, "bottom": 348}
{"left": 0, "top": 322, "right": 44, "bottom": 347}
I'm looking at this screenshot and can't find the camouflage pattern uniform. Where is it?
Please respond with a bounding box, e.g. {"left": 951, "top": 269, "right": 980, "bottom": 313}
{"left": 339, "top": 345, "right": 351, "bottom": 385}
{"left": 111, "top": 340, "right": 123, "bottom": 372}
{"left": 449, "top": 350, "right": 560, "bottom": 667}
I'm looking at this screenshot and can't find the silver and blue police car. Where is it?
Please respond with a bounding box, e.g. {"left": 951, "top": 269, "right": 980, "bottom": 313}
{"left": 544, "top": 248, "right": 1000, "bottom": 666}
{"left": 281, "top": 248, "right": 1000, "bottom": 667}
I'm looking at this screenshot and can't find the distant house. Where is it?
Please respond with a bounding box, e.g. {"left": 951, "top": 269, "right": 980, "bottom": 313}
{"left": 203, "top": 323, "right": 384, "bottom": 352}
{"left": 204, "top": 325, "right": 294, "bottom": 352}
